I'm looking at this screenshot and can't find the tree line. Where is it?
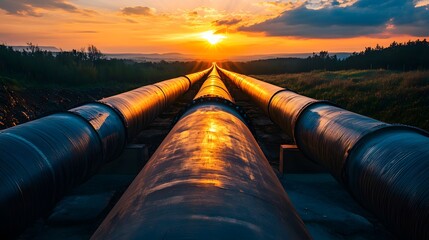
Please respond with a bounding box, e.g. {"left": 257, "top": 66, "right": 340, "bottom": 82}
{"left": 2, "top": 39, "right": 428, "bottom": 83}
{"left": 220, "top": 39, "right": 429, "bottom": 74}
{"left": 0, "top": 44, "right": 210, "bottom": 85}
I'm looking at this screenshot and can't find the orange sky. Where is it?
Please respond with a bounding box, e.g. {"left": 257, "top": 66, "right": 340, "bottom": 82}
{"left": 0, "top": 0, "right": 428, "bottom": 60}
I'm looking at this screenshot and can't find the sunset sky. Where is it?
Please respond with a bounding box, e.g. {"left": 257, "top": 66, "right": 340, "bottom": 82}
{"left": 1, "top": 0, "right": 428, "bottom": 59}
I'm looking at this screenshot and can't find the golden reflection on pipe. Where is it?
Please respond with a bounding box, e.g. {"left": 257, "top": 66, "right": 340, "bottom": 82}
{"left": 92, "top": 103, "right": 310, "bottom": 239}
{"left": 217, "top": 66, "right": 429, "bottom": 240}
{"left": 92, "top": 65, "right": 311, "bottom": 240}
{"left": 0, "top": 67, "right": 212, "bottom": 238}
{"left": 193, "top": 66, "right": 234, "bottom": 102}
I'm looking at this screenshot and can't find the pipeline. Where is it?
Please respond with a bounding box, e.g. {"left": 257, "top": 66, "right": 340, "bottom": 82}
{"left": 0, "top": 68, "right": 210, "bottom": 238}
{"left": 99, "top": 68, "right": 211, "bottom": 141}
{"left": 92, "top": 65, "right": 311, "bottom": 239}
{"left": 218, "top": 67, "right": 429, "bottom": 239}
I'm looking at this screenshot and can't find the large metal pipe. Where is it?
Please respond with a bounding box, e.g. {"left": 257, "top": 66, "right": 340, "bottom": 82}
{"left": 92, "top": 66, "right": 311, "bottom": 239}
{"left": 218, "top": 67, "right": 429, "bottom": 239}
{"left": 0, "top": 68, "right": 210, "bottom": 238}
{"left": 100, "top": 68, "right": 211, "bottom": 141}
{"left": 193, "top": 67, "right": 233, "bottom": 101}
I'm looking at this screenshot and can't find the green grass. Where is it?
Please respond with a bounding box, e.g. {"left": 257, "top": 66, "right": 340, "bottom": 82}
{"left": 254, "top": 70, "right": 429, "bottom": 131}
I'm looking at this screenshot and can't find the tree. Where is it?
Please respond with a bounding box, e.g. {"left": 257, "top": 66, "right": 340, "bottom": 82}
{"left": 87, "top": 45, "right": 104, "bottom": 62}
{"left": 26, "top": 42, "right": 40, "bottom": 54}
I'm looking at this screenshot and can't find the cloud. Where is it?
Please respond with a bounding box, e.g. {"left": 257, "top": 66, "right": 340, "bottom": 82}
{"left": 126, "top": 19, "right": 139, "bottom": 24}
{"left": 303, "top": 0, "right": 357, "bottom": 10}
{"left": 188, "top": 11, "right": 198, "bottom": 17}
{"left": 0, "top": 0, "right": 82, "bottom": 16}
{"left": 212, "top": 18, "right": 242, "bottom": 26}
{"left": 258, "top": 0, "right": 305, "bottom": 10}
{"left": 241, "top": 0, "right": 429, "bottom": 38}
{"left": 415, "top": 0, "right": 429, "bottom": 7}
{"left": 121, "top": 6, "right": 155, "bottom": 16}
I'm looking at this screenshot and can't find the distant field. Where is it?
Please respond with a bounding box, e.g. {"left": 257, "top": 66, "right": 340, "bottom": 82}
{"left": 254, "top": 70, "right": 429, "bottom": 131}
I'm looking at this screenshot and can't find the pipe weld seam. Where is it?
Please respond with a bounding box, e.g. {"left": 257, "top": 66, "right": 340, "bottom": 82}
{"left": 96, "top": 101, "right": 129, "bottom": 142}
{"left": 153, "top": 84, "right": 168, "bottom": 105}
{"left": 82, "top": 102, "right": 128, "bottom": 158}
{"left": 267, "top": 89, "right": 288, "bottom": 120}
{"left": 292, "top": 100, "right": 337, "bottom": 144}
{"left": 182, "top": 75, "right": 193, "bottom": 91}
{"left": 66, "top": 110, "right": 107, "bottom": 163}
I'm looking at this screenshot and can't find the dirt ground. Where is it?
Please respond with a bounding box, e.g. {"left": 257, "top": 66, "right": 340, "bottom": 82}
{"left": 0, "top": 84, "right": 122, "bottom": 129}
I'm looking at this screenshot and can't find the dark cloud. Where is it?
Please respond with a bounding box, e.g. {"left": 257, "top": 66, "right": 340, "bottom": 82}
{"left": 121, "top": 6, "right": 154, "bottom": 16}
{"left": 213, "top": 18, "right": 242, "bottom": 27}
{"left": 241, "top": 0, "right": 429, "bottom": 38}
{"left": 126, "top": 19, "right": 139, "bottom": 24}
{"left": 188, "top": 11, "right": 198, "bottom": 17}
{"left": 0, "top": 0, "right": 80, "bottom": 16}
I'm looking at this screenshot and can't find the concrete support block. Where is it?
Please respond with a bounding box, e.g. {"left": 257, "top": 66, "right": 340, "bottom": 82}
{"left": 279, "top": 144, "right": 326, "bottom": 174}
{"left": 100, "top": 144, "right": 149, "bottom": 175}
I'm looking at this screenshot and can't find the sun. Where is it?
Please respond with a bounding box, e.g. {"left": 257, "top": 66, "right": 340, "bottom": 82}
{"left": 201, "top": 30, "right": 226, "bottom": 45}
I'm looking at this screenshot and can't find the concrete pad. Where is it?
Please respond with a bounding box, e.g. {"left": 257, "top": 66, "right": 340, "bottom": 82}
{"left": 280, "top": 174, "right": 393, "bottom": 240}
{"left": 47, "top": 192, "right": 115, "bottom": 224}
{"left": 100, "top": 144, "right": 148, "bottom": 175}
{"left": 279, "top": 144, "right": 327, "bottom": 174}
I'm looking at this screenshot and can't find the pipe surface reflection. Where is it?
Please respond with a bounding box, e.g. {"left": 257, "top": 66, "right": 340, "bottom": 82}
{"left": 0, "top": 68, "right": 211, "bottom": 238}
{"left": 92, "top": 66, "right": 311, "bottom": 239}
{"left": 218, "top": 66, "right": 429, "bottom": 239}
{"left": 193, "top": 67, "right": 233, "bottom": 102}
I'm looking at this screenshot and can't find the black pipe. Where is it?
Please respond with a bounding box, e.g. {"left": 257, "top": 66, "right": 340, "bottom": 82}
{"left": 92, "top": 66, "right": 311, "bottom": 239}
{"left": 0, "top": 68, "right": 210, "bottom": 238}
{"left": 100, "top": 68, "right": 211, "bottom": 141}
{"left": 70, "top": 102, "right": 126, "bottom": 161}
{"left": 218, "top": 67, "right": 429, "bottom": 239}
{"left": 0, "top": 113, "right": 102, "bottom": 238}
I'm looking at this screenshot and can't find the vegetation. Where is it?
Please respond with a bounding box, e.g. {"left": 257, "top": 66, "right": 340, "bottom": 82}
{"left": 0, "top": 43, "right": 210, "bottom": 88}
{"left": 1, "top": 41, "right": 429, "bottom": 131}
{"left": 255, "top": 70, "right": 429, "bottom": 131}
{"left": 0, "top": 44, "right": 210, "bottom": 129}
{"left": 221, "top": 39, "right": 429, "bottom": 74}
